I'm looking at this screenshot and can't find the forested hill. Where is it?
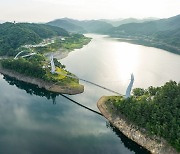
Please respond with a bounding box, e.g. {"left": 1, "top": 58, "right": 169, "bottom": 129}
{"left": 107, "top": 14, "right": 180, "bottom": 54}
{"left": 47, "top": 18, "right": 113, "bottom": 34}
{"left": 0, "top": 22, "right": 69, "bottom": 56}
{"left": 47, "top": 19, "right": 86, "bottom": 33}
{"left": 108, "top": 14, "right": 180, "bottom": 36}
{"left": 107, "top": 81, "right": 180, "bottom": 152}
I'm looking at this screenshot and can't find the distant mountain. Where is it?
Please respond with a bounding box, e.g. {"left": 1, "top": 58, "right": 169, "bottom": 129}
{"left": 107, "top": 15, "right": 180, "bottom": 54}
{"left": 101, "top": 18, "right": 158, "bottom": 27}
{"left": 109, "top": 15, "right": 180, "bottom": 37}
{"left": 0, "top": 22, "right": 69, "bottom": 56}
{"left": 47, "top": 19, "right": 86, "bottom": 33}
{"left": 47, "top": 18, "right": 113, "bottom": 34}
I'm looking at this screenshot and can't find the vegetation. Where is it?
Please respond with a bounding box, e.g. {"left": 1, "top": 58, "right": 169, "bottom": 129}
{"left": 47, "top": 19, "right": 86, "bottom": 33}
{"left": 47, "top": 15, "right": 180, "bottom": 54}
{"left": 106, "top": 81, "right": 180, "bottom": 152}
{"left": 60, "top": 34, "right": 91, "bottom": 50}
{"left": 31, "top": 34, "right": 91, "bottom": 54}
{"left": 47, "top": 18, "right": 113, "bottom": 34}
{"left": 0, "top": 55, "right": 79, "bottom": 86}
{"left": 0, "top": 22, "right": 69, "bottom": 56}
{"left": 1, "top": 56, "right": 46, "bottom": 78}
{"left": 0, "top": 23, "right": 91, "bottom": 88}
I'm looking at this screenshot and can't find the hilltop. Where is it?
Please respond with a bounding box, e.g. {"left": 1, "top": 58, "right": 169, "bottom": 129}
{"left": 47, "top": 18, "right": 113, "bottom": 34}
{"left": 0, "top": 22, "right": 69, "bottom": 56}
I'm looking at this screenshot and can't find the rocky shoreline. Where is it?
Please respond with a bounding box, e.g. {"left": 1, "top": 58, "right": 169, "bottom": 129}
{"left": 97, "top": 96, "right": 179, "bottom": 154}
{"left": 0, "top": 67, "right": 84, "bottom": 95}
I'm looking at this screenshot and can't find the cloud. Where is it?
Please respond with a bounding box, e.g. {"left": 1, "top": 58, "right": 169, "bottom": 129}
{"left": 0, "top": 0, "right": 180, "bottom": 22}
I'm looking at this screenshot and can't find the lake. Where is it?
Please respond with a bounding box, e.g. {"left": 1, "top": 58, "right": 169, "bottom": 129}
{"left": 0, "top": 34, "right": 179, "bottom": 154}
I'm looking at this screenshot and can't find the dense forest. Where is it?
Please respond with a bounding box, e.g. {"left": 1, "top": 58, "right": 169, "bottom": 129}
{"left": 0, "top": 55, "right": 46, "bottom": 78}
{"left": 0, "top": 55, "right": 79, "bottom": 86}
{"left": 0, "top": 22, "right": 69, "bottom": 56}
{"left": 106, "top": 81, "right": 180, "bottom": 152}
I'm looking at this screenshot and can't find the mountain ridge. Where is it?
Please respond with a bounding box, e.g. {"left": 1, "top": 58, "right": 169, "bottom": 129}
{"left": 0, "top": 22, "right": 69, "bottom": 56}
{"left": 47, "top": 18, "right": 113, "bottom": 34}
{"left": 107, "top": 14, "right": 180, "bottom": 54}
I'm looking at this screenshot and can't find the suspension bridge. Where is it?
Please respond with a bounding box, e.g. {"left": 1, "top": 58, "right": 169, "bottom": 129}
{"left": 57, "top": 72, "right": 123, "bottom": 96}
{"left": 60, "top": 94, "right": 103, "bottom": 116}
{"left": 14, "top": 52, "right": 134, "bottom": 97}
{"left": 50, "top": 55, "right": 134, "bottom": 97}
{"left": 14, "top": 52, "right": 134, "bottom": 115}
{"left": 50, "top": 55, "right": 125, "bottom": 96}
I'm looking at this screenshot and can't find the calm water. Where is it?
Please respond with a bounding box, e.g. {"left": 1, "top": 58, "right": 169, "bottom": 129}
{"left": 0, "top": 34, "right": 180, "bottom": 154}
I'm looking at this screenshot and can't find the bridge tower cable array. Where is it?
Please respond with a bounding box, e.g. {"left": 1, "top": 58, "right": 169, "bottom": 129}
{"left": 50, "top": 56, "right": 128, "bottom": 96}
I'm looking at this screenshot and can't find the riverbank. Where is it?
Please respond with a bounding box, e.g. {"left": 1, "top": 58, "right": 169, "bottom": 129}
{"left": 0, "top": 67, "right": 84, "bottom": 95}
{"left": 97, "top": 96, "right": 179, "bottom": 154}
{"left": 110, "top": 36, "right": 180, "bottom": 55}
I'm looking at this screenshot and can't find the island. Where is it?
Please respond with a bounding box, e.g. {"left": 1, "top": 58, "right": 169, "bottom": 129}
{"left": 0, "top": 22, "right": 91, "bottom": 94}
{"left": 97, "top": 81, "right": 180, "bottom": 154}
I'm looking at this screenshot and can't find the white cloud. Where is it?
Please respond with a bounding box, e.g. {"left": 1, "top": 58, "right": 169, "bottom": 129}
{"left": 0, "top": 0, "right": 180, "bottom": 22}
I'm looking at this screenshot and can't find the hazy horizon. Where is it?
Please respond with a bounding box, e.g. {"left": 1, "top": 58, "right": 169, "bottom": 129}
{"left": 1, "top": 0, "right": 180, "bottom": 23}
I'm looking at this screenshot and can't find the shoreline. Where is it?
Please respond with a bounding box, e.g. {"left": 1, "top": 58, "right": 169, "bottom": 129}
{"left": 97, "top": 96, "right": 179, "bottom": 154}
{"left": 109, "top": 35, "right": 180, "bottom": 55}
{"left": 0, "top": 67, "right": 84, "bottom": 95}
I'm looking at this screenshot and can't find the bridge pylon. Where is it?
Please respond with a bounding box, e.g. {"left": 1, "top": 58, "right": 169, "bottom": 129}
{"left": 125, "top": 74, "right": 134, "bottom": 98}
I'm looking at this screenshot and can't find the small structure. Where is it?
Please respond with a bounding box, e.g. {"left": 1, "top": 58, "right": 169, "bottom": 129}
{"left": 125, "top": 74, "right": 134, "bottom": 98}
{"left": 14, "top": 51, "right": 25, "bottom": 59}
{"left": 14, "top": 51, "right": 36, "bottom": 59}
{"left": 50, "top": 55, "right": 56, "bottom": 74}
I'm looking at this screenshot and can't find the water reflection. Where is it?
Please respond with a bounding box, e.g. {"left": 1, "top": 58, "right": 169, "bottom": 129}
{"left": 3, "top": 75, "right": 59, "bottom": 104}
{"left": 2, "top": 74, "right": 149, "bottom": 154}
{"left": 106, "top": 122, "right": 150, "bottom": 154}
{"left": 113, "top": 42, "right": 140, "bottom": 83}
{"left": 3, "top": 75, "right": 102, "bottom": 115}
{"left": 1, "top": 34, "right": 179, "bottom": 154}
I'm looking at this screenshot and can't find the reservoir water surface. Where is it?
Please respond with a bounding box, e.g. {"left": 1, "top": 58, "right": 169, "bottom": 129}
{"left": 0, "top": 34, "right": 179, "bottom": 154}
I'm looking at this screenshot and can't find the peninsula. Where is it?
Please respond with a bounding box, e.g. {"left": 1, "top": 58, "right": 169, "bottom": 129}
{"left": 0, "top": 22, "right": 91, "bottom": 94}
{"left": 97, "top": 81, "right": 180, "bottom": 154}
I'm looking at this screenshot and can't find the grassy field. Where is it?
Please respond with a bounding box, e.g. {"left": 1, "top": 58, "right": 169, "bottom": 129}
{"left": 30, "top": 34, "right": 91, "bottom": 54}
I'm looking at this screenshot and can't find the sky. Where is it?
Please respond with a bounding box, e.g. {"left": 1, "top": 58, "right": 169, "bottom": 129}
{"left": 1, "top": 0, "right": 180, "bottom": 22}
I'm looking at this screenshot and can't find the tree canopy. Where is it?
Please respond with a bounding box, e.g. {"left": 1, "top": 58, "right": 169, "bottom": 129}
{"left": 107, "top": 81, "right": 180, "bottom": 152}
{"left": 0, "top": 22, "right": 69, "bottom": 56}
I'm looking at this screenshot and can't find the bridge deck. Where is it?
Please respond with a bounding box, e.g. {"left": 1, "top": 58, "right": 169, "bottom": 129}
{"left": 56, "top": 72, "right": 123, "bottom": 96}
